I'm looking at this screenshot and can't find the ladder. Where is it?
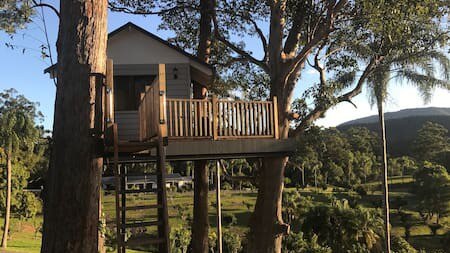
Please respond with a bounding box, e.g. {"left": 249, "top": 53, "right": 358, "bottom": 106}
{"left": 111, "top": 123, "right": 170, "bottom": 253}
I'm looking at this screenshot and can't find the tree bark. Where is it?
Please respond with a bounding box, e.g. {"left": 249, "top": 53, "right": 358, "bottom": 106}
{"left": 41, "top": 1, "right": 108, "bottom": 252}
{"left": 192, "top": 160, "right": 209, "bottom": 253}
{"left": 1, "top": 144, "right": 12, "bottom": 248}
{"left": 247, "top": 156, "right": 289, "bottom": 253}
{"left": 191, "top": 0, "right": 213, "bottom": 252}
{"left": 377, "top": 100, "right": 391, "bottom": 253}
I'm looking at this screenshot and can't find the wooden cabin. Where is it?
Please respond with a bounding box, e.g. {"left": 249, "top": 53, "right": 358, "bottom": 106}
{"left": 45, "top": 22, "right": 294, "bottom": 160}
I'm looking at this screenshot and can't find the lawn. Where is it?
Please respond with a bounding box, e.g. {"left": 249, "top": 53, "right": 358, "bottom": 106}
{"left": 0, "top": 177, "right": 447, "bottom": 252}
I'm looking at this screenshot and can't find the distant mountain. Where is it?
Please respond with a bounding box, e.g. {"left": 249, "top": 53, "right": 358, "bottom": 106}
{"left": 337, "top": 107, "right": 450, "bottom": 156}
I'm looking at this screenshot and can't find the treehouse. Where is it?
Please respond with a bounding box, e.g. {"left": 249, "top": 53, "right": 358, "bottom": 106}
{"left": 45, "top": 22, "right": 294, "bottom": 253}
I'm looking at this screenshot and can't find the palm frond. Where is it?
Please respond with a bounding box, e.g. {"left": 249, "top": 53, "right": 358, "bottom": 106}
{"left": 395, "top": 69, "right": 450, "bottom": 103}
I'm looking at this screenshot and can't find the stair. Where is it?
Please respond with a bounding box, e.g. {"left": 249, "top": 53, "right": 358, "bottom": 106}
{"left": 110, "top": 123, "right": 170, "bottom": 253}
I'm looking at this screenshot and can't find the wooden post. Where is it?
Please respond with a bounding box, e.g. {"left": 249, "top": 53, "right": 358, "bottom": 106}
{"left": 105, "top": 59, "right": 114, "bottom": 125}
{"left": 112, "top": 124, "right": 122, "bottom": 253}
{"left": 158, "top": 64, "right": 168, "bottom": 139}
{"left": 216, "top": 160, "right": 223, "bottom": 253}
{"left": 105, "top": 59, "right": 114, "bottom": 145}
{"left": 273, "top": 96, "right": 279, "bottom": 139}
{"left": 212, "top": 96, "right": 218, "bottom": 140}
{"left": 157, "top": 141, "right": 170, "bottom": 253}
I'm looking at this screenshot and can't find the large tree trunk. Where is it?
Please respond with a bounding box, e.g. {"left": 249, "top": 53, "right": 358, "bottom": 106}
{"left": 41, "top": 1, "right": 108, "bottom": 252}
{"left": 1, "top": 144, "right": 12, "bottom": 248}
{"left": 377, "top": 100, "right": 391, "bottom": 253}
{"left": 192, "top": 160, "right": 209, "bottom": 253}
{"left": 247, "top": 156, "right": 289, "bottom": 253}
{"left": 191, "top": 0, "right": 213, "bottom": 252}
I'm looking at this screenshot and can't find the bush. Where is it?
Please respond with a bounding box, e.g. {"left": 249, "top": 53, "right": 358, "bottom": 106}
{"left": 283, "top": 232, "right": 331, "bottom": 253}
{"left": 223, "top": 231, "right": 242, "bottom": 253}
{"left": 170, "top": 226, "right": 191, "bottom": 253}
{"left": 355, "top": 185, "right": 367, "bottom": 196}
{"left": 222, "top": 212, "right": 237, "bottom": 227}
{"left": 391, "top": 235, "right": 417, "bottom": 253}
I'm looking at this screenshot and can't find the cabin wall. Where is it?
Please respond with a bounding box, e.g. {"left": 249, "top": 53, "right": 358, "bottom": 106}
{"left": 113, "top": 63, "right": 191, "bottom": 99}
{"left": 113, "top": 63, "right": 191, "bottom": 141}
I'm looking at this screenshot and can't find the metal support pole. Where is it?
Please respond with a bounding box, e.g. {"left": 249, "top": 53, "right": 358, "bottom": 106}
{"left": 216, "top": 160, "right": 223, "bottom": 253}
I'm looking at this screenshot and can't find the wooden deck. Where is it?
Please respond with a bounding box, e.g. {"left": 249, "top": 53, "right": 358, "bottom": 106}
{"left": 103, "top": 63, "right": 293, "bottom": 160}
{"left": 105, "top": 138, "right": 295, "bottom": 161}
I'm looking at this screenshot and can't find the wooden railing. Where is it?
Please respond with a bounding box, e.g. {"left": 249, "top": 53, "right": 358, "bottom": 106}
{"left": 166, "top": 97, "right": 279, "bottom": 140}
{"left": 107, "top": 62, "right": 279, "bottom": 143}
{"left": 167, "top": 99, "right": 214, "bottom": 138}
{"left": 138, "top": 64, "right": 168, "bottom": 141}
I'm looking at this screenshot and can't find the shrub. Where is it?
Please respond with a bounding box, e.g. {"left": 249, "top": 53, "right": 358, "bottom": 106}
{"left": 223, "top": 231, "right": 242, "bottom": 253}
{"left": 391, "top": 235, "right": 417, "bottom": 253}
{"left": 222, "top": 212, "right": 237, "bottom": 227}
{"left": 355, "top": 185, "right": 367, "bottom": 196}
{"left": 170, "top": 226, "right": 191, "bottom": 253}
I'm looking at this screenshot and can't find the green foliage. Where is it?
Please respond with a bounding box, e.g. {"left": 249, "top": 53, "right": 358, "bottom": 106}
{"left": 413, "top": 161, "right": 450, "bottom": 224}
{"left": 391, "top": 235, "right": 417, "bottom": 253}
{"left": 290, "top": 126, "right": 381, "bottom": 188}
{"left": 170, "top": 226, "right": 191, "bottom": 253}
{"left": 222, "top": 230, "right": 242, "bottom": 253}
{"left": 0, "top": 89, "right": 43, "bottom": 220}
{"left": 282, "top": 232, "right": 332, "bottom": 253}
{"left": 413, "top": 122, "right": 450, "bottom": 163}
{"left": 222, "top": 212, "right": 237, "bottom": 227}
{"left": 301, "top": 199, "right": 383, "bottom": 253}
{"left": 0, "top": 0, "right": 34, "bottom": 34}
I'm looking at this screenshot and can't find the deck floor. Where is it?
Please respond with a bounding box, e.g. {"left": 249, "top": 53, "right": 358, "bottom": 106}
{"left": 106, "top": 138, "right": 295, "bottom": 161}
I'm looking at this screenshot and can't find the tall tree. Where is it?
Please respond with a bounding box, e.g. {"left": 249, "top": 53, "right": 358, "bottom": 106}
{"left": 413, "top": 162, "right": 450, "bottom": 225}
{"left": 110, "top": 0, "right": 449, "bottom": 251}
{"left": 41, "top": 0, "right": 108, "bottom": 252}
{"left": 0, "top": 0, "right": 33, "bottom": 34}
{"left": 0, "top": 89, "right": 41, "bottom": 248}
{"left": 413, "top": 122, "right": 449, "bottom": 162}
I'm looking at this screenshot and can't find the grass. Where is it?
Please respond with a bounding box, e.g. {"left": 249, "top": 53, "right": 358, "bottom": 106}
{"left": 0, "top": 177, "right": 448, "bottom": 252}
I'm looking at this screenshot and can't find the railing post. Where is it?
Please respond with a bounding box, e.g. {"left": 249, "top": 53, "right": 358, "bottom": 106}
{"left": 105, "top": 59, "right": 114, "bottom": 145}
{"left": 212, "top": 95, "right": 218, "bottom": 140}
{"left": 273, "top": 96, "right": 279, "bottom": 139}
{"left": 158, "top": 64, "right": 168, "bottom": 140}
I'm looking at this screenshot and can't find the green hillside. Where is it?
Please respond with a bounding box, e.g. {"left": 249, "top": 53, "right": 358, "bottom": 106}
{"left": 338, "top": 110, "right": 450, "bottom": 156}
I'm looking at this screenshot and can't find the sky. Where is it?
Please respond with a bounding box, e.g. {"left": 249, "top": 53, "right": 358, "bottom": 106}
{"left": 0, "top": 1, "right": 449, "bottom": 131}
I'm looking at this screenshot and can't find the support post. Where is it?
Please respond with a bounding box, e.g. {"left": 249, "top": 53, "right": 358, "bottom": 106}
{"left": 273, "top": 96, "right": 279, "bottom": 139}
{"left": 212, "top": 95, "right": 218, "bottom": 140}
{"left": 216, "top": 160, "right": 223, "bottom": 253}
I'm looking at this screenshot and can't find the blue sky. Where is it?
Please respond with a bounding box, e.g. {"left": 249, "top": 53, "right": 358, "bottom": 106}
{"left": 0, "top": 1, "right": 449, "bottom": 130}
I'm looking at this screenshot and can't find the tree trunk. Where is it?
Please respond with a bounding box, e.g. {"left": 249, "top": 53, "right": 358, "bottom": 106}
{"left": 191, "top": 0, "right": 213, "bottom": 251}
{"left": 1, "top": 144, "right": 12, "bottom": 248}
{"left": 41, "top": 1, "right": 108, "bottom": 252}
{"left": 247, "top": 156, "right": 289, "bottom": 253}
{"left": 192, "top": 160, "right": 209, "bottom": 253}
{"left": 377, "top": 100, "right": 391, "bottom": 253}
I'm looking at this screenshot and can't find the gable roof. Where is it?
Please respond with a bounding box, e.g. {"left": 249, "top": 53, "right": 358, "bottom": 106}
{"left": 44, "top": 22, "right": 212, "bottom": 74}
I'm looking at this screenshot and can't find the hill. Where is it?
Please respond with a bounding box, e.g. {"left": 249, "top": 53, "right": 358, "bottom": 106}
{"left": 337, "top": 107, "right": 450, "bottom": 156}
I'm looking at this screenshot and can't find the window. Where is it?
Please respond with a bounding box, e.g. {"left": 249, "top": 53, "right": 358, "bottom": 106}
{"left": 114, "top": 75, "right": 155, "bottom": 111}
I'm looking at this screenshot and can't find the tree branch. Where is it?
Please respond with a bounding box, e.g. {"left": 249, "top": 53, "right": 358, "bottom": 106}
{"left": 108, "top": 2, "right": 198, "bottom": 15}
{"left": 212, "top": 13, "right": 269, "bottom": 72}
{"left": 285, "top": 0, "right": 348, "bottom": 81}
{"left": 291, "top": 57, "right": 379, "bottom": 137}
{"left": 31, "top": 1, "right": 60, "bottom": 18}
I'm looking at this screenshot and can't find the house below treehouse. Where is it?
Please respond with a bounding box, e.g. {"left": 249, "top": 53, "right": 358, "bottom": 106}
{"left": 45, "top": 22, "right": 295, "bottom": 160}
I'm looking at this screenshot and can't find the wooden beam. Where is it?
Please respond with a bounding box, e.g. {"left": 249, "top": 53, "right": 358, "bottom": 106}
{"left": 158, "top": 64, "right": 168, "bottom": 139}
{"left": 106, "top": 59, "right": 114, "bottom": 124}
{"left": 273, "top": 96, "right": 279, "bottom": 139}
{"left": 212, "top": 96, "right": 218, "bottom": 140}
{"left": 216, "top": 160, "right": 223, "bottom": 253}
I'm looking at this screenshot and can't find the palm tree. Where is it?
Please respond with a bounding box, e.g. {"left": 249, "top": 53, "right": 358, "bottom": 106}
{"left": 0, "top": 89, "right": 40, "bottom": 248}
{"left": 366, "top": 50, "right": 450, "bottom": 253}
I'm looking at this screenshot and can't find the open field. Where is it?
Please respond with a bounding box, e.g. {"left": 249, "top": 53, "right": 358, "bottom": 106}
{"left": 0, "top": 177, "right": 448, "bottom": 252}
